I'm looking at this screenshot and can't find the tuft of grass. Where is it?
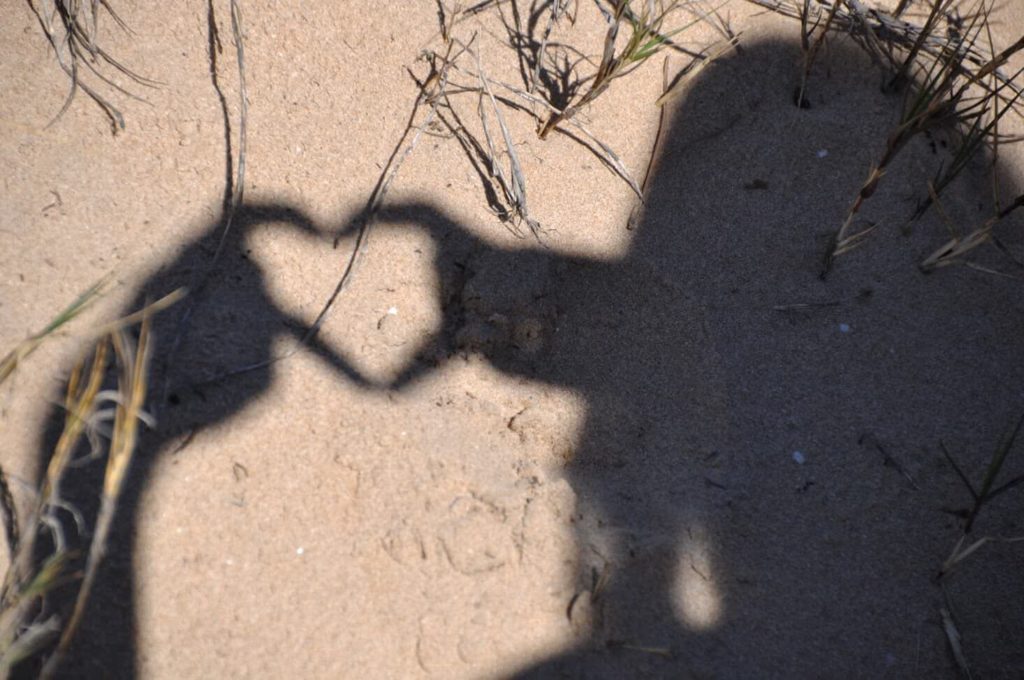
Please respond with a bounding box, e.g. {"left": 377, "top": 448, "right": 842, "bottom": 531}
{"left": 404, "top": 0, "right": 723, "bottom": 233}
{"left": 27, "top": 0, "right": 159, "bottom": 133}
{"left": 536, "top": 1, "right": 704, "bottom": 139}
{"left": 822, "top": 0, "right": 1024, "bottom": 274}
{"left": 748, "top": 0, "right": 1024, "bottom": 276}
{"left": 0, "top": 288, "right": 181, "bottom": 677}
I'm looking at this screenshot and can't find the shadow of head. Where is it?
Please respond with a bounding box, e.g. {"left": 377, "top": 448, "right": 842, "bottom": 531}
{"left": 370, "top": 36, "right": 1024, "bottom": 679}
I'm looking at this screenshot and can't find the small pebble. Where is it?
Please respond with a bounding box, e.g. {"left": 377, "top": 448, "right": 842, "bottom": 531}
{"left": 817, "top": 149, "right": 829, "bottom": 158}
{"left": 387, "top": 306, "right": 398, "bottom": 315}
{"left": 792, "top": 451, "right": 806, "bottom": 465}
{"left": 296, "top": 547, "right": 305, "bottom": 556}
{"left": 838, "top": 323, "right": 851, "bottom": 333}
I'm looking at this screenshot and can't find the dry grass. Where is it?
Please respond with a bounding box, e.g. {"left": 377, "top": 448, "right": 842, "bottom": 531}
{"left": 746, "top": 0, "right": 1024, "bottom": 276}
{"left": 27, "top": 0, "right": 158, "bottom": 133}
{"left": 0, "top": 288, "right": 182, "bottom": 678}
{"left": 402, "top": 0, "right": 727, "bottom": 236}
{"left": 531, "top": 0, "right": 701, "bottom": 138}
{"left": 931, "top": 412, "right": 1024, "bottom": 678}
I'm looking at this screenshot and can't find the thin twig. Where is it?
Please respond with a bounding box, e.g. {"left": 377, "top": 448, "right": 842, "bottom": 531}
{"left": 159, "top": 0, "right": 248, "bottom": 407}
{"left": 475, "top": 45, "right": 541, "bottom": 236}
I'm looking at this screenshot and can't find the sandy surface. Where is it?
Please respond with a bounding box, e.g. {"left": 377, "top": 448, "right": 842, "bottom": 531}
{"left": 3, "top": 1, "right": 1024, "bottom": 678}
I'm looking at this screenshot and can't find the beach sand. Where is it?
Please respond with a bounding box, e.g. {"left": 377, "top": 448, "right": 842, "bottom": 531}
{"left": 2, "top": 1, "right": 1024, "bottom": 677}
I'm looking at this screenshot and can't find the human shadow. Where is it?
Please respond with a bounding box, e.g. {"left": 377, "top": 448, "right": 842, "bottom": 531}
{"left": 352, "top": 38, "right": 1024, "bottom": 678}
{"left": 35, "top": 36, "right": 1024, "bottom": 679}
{"left": 33, "top": 202, "right": 373, "bottom": 678}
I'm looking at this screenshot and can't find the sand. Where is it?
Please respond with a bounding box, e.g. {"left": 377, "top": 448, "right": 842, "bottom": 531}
{"left": 2, "top": 1, "right": 1024, "bottom": 678}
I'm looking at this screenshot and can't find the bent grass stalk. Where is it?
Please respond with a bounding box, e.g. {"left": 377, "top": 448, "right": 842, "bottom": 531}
{"left": 919, "top": 191, "right": 1024, "bottom": 271}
